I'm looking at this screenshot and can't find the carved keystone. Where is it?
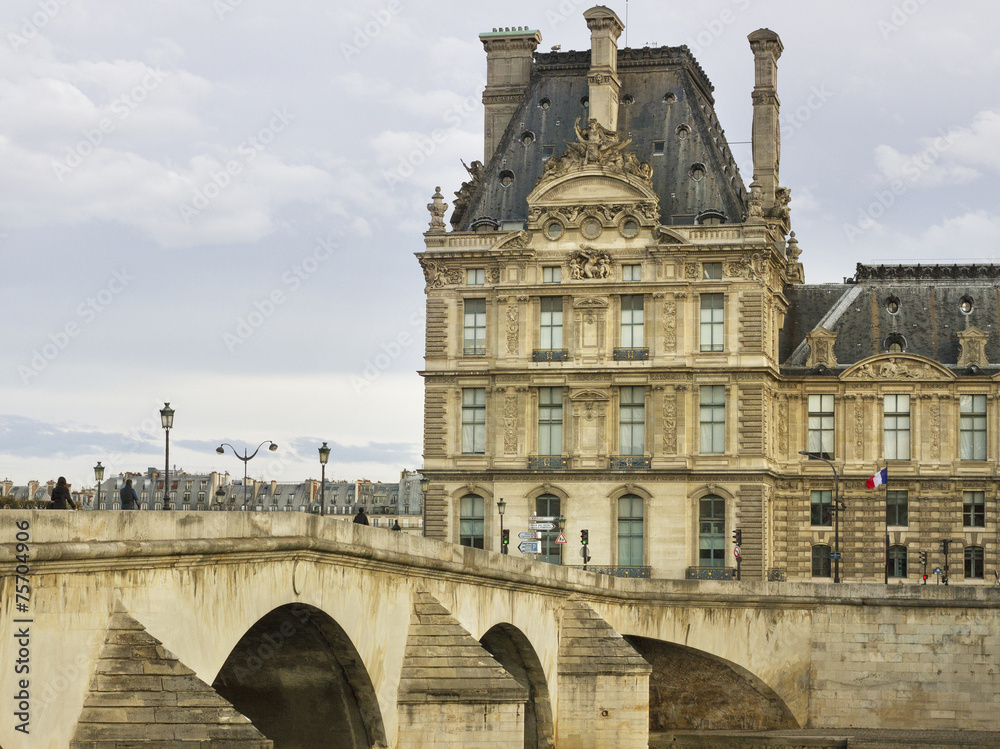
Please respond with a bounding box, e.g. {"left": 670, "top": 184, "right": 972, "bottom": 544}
{"left": 71, "top": 605, "right": 272, "bottom": 747}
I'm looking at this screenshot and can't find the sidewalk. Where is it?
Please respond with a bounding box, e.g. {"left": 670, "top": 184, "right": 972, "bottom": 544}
{"left": 651, "top": 729, "right": 1000, "bottom": 748}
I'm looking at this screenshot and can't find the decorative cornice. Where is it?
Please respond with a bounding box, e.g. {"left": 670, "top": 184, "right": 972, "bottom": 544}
{"left": 854, "top": 263, "right": 1000, "bottom": 282}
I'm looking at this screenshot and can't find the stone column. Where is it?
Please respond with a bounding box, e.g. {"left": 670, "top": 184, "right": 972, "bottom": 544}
{"left": 748, "top": 28, "right": 783, "bottom": 215}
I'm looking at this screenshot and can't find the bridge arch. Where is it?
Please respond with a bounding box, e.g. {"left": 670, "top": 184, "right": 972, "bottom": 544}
{"left": 480, "top": 623, "right": 555, "bottom": 749}
{"left": 624, "top": 635, "right": 797, "bottom": 731}
{"left": 211, "top": 603, "right": 387, "bottom": 748}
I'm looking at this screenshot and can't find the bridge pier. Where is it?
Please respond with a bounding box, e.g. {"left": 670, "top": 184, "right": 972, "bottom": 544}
{"left": 556, "top": 603, "right": 652, "bottom": 748}
{"left": 396, "top": 592, "right": 528, "bottom": 748}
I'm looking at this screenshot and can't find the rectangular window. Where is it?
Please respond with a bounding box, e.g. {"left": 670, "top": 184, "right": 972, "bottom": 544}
{"left": 619, "top": 387, "right": 645, "bottom": 456}
{"left": 463, "top": 298, "right": 486, "bottom": 356}
{"left": 618, "top": 495, "right": 644, "bottom": 567}
{"left": 653, "top": 140, "right": 665, "bottom": 154}
{"left": 965, "top": 546, "right": 985, "bottom": 579}
{"left": 540, "top": 297, "right": 563, "bottom": 350}
{"left": 542, "top": 266, "right": 561, "bottom": 283}
{"left": 812, "top": 545, "right": 832, "bottom": 577}
{"left": 623, "top": 264, "right": 642, "bottom": 282}
{"left": 884, "top": 394, "right": 911, "bottom": 460}
{"left": 542, "top": 145, "right": 555, "bottom": 160}
{"left": 466, "top": 268, "right": 485, "bottom": 286}
{"left": 620, "top": 295, "right": 644, "bottom": 348}
{"left": 811, "top": 490, "right": 833, "bottom": 526}
{"left": 963, "top": 490, "right": 985, "bottom": 528}
{"left": 808, "top": 394, "right": 835, "bottom": 459}
{"left": 960, "top": 394, "right": 987, "bottom": 461}
{"left": 700, "top": 293, "right": 724, "bottom": 352}
{"left": 459, "top": 494, "right": 485, "bottom": 548}
{"left": 538, "top": 387, "right": 563, "bottom": 457}
{"left": 699, "top": 385, "right": 726, "bottom": 454}
{"left": 461, "top": 388, "right": 486, "bottom": 454}
{"left": 702, "top": 262, "right": 723, "bottom": 280}
{"left": 886, "top": 490, "right": 908, "bottom": 527}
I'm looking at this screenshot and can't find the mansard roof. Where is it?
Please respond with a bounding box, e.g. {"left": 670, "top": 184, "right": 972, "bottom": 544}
{"left": 781, "top": 263, "right": 1000, "bottom": 373}
{"left": 453, "top": 46, "right": 748, "bottom": 231}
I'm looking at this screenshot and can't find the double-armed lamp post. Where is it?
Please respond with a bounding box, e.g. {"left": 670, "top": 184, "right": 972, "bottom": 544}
{"left": 799, "top": 450, "right": 844, "bottom": 583}
{"left": 216, "top": 441, "right": 278, "bottom": 508}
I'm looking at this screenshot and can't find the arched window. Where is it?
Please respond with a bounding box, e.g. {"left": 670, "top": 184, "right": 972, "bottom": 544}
{"left": 887, "top": 545, "right": 907, "bottom": 578}
{"left": 617, "top": 495, "right": 644, "bottom": 567}
{"left": 536, "top": 494, "right": 562, "bottom": 565}
{"left": 812, "top": 545, "right": 832, "bottom": 578}
{"left": 459, "top": 494, "right": 484, "bottom": 549}
{"left": 965, "top": 546, "right": 985, "bottom": 579}
{"left": 698, "top": 495, "right": 725, "bottom": 568}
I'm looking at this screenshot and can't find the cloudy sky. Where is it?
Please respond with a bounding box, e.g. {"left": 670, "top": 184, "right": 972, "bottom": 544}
{"left": 2, "top": 0, "right": 998, "bottom": 490}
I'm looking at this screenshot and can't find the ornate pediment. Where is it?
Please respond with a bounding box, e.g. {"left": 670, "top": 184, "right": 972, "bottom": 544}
{"left": 841, "top": 355, "right": 955, "bottom": 382}
{"left": 569, "top": 388, "right": 610, "bottom": 401}
{"left": 573, "top": 296, "right": 609, "bottom": 308}
{"left": 489, "top": 229, "right": 532, "bottom": 252}
{"left": 653, "top": 226, "right": 691, "bottom": 245}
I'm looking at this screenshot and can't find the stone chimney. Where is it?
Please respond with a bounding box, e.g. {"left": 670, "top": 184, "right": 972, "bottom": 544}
{"left": 748, "top": 28, "right": 783, "bottom": 216}
{"left": 583, "top": 6, "right": 624, "bottom": 132}
{"left": 480, "top": 26, "right": 542, "bottom": 161}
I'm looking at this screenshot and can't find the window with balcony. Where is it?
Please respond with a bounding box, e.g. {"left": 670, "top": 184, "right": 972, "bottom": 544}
{"left": 619, "top": 294, "right": 644, "bottom": 348}
{"left": 463, "top": 299, "right": 486, "bottom": 356}
{"left": 461, "top": 388, "right": 486, "bottom": 454}
{"left": 807, "top": 394, "right": 835, "bottom": 459}
{"left": 960, "top": 394, "right": 987, "bottom": 461}
{"left": 700, "top": 293, "right": 724, "bottom": 352}
{"left": 538, "top": 387, "right": 563, "bottom": 457}
{"left": 540, "top": 297, "right": 563, "bottom": 350}
{"left": 699, "top": 385, "right": 725, "bottom": 454}
{"left": 698, "top": 495, "right": 725, "bottom": 568}
{"left": 883, "top": 394, "right": 910, "bottom": 460}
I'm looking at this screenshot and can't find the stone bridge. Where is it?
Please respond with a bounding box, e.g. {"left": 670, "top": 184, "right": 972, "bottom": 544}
{"left": 1, "top": 512, "right": 998, "bottom": 748}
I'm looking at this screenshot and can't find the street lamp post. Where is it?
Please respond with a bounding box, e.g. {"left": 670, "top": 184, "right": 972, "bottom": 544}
{"left": 318, "top": 442, "right": 331, "bottom": 516}
{"left": 216, "top": 441, "right": 278, "bottom": 509}
{"left": 160, "top": 403, "right": 174, "bottom": 510}
{"left": 94, "top": 461, "right": 105, "bottom": 510}
{"left": 497, "top": 498, "right": 507, "bottom": 554}
{"left": 419, "top": 475, "right": 429, "bottom": 538}
{"left": 799, "top": 450, "right": 844, "bottom": 583}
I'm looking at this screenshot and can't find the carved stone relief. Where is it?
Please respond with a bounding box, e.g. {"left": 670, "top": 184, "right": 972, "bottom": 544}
{"left": 662, "top": 388, "right": 677, "bottom": 455}
{"left": 663, "top": 295, "right": 677, "bottom": 352}
{"left": 505, "top": 304, "right": 519, "bottom": 355}
{"left": 503, "top": 394, "right": 518, "bottom": 455}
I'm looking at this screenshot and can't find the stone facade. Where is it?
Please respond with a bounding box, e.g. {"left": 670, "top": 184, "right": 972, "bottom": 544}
{"left": 417, "top": 7, "right": 1000, "bottom": 586}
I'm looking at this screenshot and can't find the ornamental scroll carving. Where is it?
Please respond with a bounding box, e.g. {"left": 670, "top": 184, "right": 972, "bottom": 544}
{"left": 805, "top": 328, "right": 838, "bottom": 369}
{"left": 506, "top": 304, "right": 519, "bottom": 355}
{"left": 503, "top": 394, "right": 518, "bottom": 455}
{"left": 777, "top": 397, "right": 788, "bottom": 455}
{"left": 930, "top": 397, "right": 941, "bottom": 460}
{"left": 957, "top": 327, "right": 989, "bottom": 368}
{"left": 663, "top": 296, "right": 677, "bottom": 351}
{"left": 728, "top": 252, "right": 767, "bottom": 286}
{"left": 662, "top": 388, "right": 677, "bottom": 455}
{"left": 420, "top": 259, "right": 460, "bottom": 289}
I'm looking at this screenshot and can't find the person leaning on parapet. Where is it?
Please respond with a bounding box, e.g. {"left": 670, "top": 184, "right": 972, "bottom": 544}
{"left": 352, "top": 507, "right": 369, "bottom": 525}
{"left": 50, "top": 477, "right": 77, "bottom": 509}
{"left": 391, "top": 520, "right": 401, "bottom": 532}
{"left": 119, "top": 479, "right": 140, "bottom": 510}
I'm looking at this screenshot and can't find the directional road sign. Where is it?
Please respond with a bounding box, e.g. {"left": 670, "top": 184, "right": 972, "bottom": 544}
{"left": 532, "top": 516, "right": 563, "bottom": 522}
{"left": 829, "top": 552, "right": 842, "bottom": 560}
{"left": 554, "top": 532, "right": 567, "bottom": 544}
{"left": 518, "top": 540, "right": 542, "bottom": 554}
{"left": 529, "top": 522, "right": 556, "bottom": 531}
{"left": 518, "top": 531, "right": 541, "bottom": 540}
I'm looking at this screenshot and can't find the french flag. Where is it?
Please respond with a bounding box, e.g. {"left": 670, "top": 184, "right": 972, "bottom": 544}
{"left": 866, "top": 467, "right": 888, "bottom": 489}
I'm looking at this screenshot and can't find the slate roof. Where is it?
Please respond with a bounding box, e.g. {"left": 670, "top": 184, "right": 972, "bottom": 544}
{"left": 453, "top": 46, "right": 748, "bottom": 230}
{"left": 781, "top": 264, "right": 1000, "bottom": 373}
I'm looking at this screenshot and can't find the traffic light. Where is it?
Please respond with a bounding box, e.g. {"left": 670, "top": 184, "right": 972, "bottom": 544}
{"left": 501, "top": 529, "right": 509, "bottom": 547}
{"left": 919, "top": 551, "right": 927, "bottom": 566}
{"left": 581, "top": 529, "right": 589, "bottom": 546}
{"left": 732, "top": 528, "right": 742, "bottom": 545}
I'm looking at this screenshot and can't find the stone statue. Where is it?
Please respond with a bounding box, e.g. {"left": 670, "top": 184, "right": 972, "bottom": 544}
{"left": 569, "top": 246, "right": 613, "bottom": 280}
{"left": 427, "top": 187, "right": 447, "bottom": 233}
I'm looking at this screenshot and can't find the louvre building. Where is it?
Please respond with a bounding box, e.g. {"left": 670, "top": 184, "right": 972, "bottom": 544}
{"left": 416, "top": 6, "right": 998, "bottom": 584}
